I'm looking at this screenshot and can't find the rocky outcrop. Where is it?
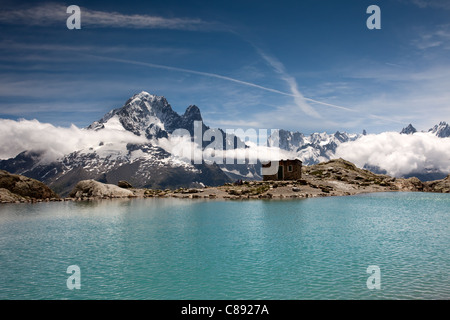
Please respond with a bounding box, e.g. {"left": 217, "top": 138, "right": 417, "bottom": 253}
{"left": 301, "top": 158, "right": 450, "bottom": 193}
{"left": 393, "top": 177, "right": 424, "bottom": 191}
{"left": 0, "top": 170, "right": 59, "bottom": 201}
{"left": 303, "top": 158, "right": 394, "bottom": 186}
{"left": 69, "top": 180, "right": 135, "bottom": 199}
{"left": 424, "top": 175, "right": 450, "bottom": 193}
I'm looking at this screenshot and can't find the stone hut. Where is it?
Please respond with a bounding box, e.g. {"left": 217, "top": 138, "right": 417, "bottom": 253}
{"left": 262, "top": 159, "right": 302, "bottom": 181}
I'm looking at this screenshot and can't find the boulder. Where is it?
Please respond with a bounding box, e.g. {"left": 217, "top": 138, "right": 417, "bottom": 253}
{"left": 0, "top": 170, "right": 58, "bottom": 199}
{"left": 394, "top": 177, "right": 424, "bottom": 191}
{"left": 69, "top": 180, "right": 134, "bottom": 199}
{"left": 118, "top": 180, "right": 133, "bottom": 189}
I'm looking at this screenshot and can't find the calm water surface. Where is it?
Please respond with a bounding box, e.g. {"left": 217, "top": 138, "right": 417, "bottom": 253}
{"left": 0, "top": 192, "right": 448, "bottom": 299}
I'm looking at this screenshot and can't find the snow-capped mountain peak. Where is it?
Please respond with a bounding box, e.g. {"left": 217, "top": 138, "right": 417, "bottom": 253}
{"left": 400, "top": 124, "right": 417, "bottom": 135}
{"left": 87, "top": 92, "right": 205, "bottom": 140}
{"left": 269, "top": 129, "right": 361, "bottom": 165}
{"left": 429, "top": 121, "right": 450, "bottom": 138}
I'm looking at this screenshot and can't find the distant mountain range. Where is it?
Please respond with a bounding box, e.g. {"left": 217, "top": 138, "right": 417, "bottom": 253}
{"left": 0, "top": 92, "right": 448, "bottom": 195}
{"left": 268, "top": 129, "right": 361, "bottom": 165}
{"left": 400, "top": 122, "right": 450, "bottom": 137}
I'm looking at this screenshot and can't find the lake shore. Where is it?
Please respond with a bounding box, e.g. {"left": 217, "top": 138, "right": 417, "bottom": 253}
{"left": 135, "top": 159, "right": 449, "bottom": 200}
{"left": 1, "top": 159, "right": 449, "bottom": 204}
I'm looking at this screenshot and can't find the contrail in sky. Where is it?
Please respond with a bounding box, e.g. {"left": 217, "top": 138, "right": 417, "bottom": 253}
{"left": 84, "top": 54, "right": 403, "bottom": 124}
{"left": 83, "top": 54, "right": 356, "bottom": 113}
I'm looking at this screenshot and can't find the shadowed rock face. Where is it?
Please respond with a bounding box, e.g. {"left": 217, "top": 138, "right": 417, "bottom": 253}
{"left": 118, "top": 180, "right": 133, "bottom": 189}
{"left": 0, "top": 170, "right": 59, "bottom": 200}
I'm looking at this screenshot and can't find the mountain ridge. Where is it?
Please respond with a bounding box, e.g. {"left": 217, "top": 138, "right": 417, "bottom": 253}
{"left": 0, "top": 91, "right": 448, "bottom": 194}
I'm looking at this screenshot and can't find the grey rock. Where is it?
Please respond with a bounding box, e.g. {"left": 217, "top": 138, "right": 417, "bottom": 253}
{"left": 69, "top": 180, "right": 134, "bottom": 199}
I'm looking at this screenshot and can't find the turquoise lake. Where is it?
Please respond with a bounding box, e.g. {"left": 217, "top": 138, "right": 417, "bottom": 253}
{"left": 0, "top": 192, "right": 448, "bottom": 300}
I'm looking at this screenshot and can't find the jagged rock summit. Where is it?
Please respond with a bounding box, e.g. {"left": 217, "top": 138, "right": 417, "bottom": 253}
{"left": 399, "top": 122, "right": 449, "bottom": 137}
{"left": 400, "top": 124, "right": 417, "bottom": 135}
{"left": 87, "top": 91, "right": 204, "bottom": 139}
{"left": 429, "top": 121, "right": 450, "bottom": 138}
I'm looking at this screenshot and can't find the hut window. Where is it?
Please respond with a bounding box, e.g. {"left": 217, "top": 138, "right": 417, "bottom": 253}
{"left": 287, "top": 165, "right": 293, "bottom": 172}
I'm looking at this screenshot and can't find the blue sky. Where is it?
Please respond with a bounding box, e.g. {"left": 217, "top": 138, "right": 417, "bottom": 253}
{"left": 0, "top": 0, "right": 449, "bottom": 134}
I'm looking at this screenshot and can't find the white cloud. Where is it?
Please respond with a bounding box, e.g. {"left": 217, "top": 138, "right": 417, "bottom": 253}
{"left": 0, "top": 118, "right": 294, "bottom": 168}
{"left": 223, "top": 141, "right": 295, "bottom": 164}
{"left": 334, "top": 132, "right": 450, "bottom": 177}
{"left": 0, "top": 3, "right": 211, "bottom": 30}
{"left": 2, "top": 118, "right": 449, "bottom": 179}
{"left": 412, "top": 24, "right": 450, "bottom": 50}
{"left": 0, "top": 118, "right": 148, "bottom": 162}
{"left": 157, "top": 128, "right": 295, "bottom": 165}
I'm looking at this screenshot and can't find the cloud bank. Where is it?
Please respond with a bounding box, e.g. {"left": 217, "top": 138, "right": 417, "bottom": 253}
{"left": 2, "top": 119, "right": 449, "bottom": 179}
{"left": 158, "top": 129, "right": 295, "bottom": 165}
{"left": 335, "top": 132, "right": 450, "bottom": 177}
{"left": 0, "top": 118, "right": 294, "bottom": 167}
{"left": 0, "top": 118, "right": 148, "bottom": 163}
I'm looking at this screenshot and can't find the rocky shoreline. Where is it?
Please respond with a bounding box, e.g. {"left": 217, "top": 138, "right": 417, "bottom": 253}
{"left": 0, "top": 169, "right": 60, "bottom": 204}
{"left": 140, "top": 159, "right": 450, "bottom": 200}
{"left": 1, "top": 159, "right": 449, "bottom": 204}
